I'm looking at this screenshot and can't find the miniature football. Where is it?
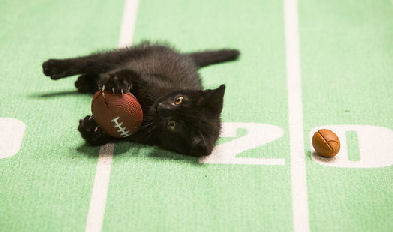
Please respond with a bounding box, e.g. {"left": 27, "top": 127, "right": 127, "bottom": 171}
{"left": 91, "top": 91, "right": 143, "bottom": 138}
{"left": 312, "top": 129, "right": 340, "bottom": 158}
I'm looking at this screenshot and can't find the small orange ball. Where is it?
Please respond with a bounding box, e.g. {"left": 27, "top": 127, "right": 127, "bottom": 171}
{"left": 312, "top": 129, "right": 340, "bottom": 158}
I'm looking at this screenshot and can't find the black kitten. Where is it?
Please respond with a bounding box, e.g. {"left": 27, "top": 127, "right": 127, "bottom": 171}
{"left": 42, "top": 42, "right": 239, "bottom": 157}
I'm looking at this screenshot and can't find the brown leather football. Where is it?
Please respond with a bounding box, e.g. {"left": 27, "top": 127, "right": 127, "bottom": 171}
{"left": 312, "top": 129, "right": 340, "bottom": 158}
{"left": 91, "top": 91, "right": 143, "bottom": 138}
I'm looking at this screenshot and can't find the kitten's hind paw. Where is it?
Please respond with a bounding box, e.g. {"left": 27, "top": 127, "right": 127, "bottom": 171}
{"left": 78, "top": 115, "right": 111, "bottom": 145}
{"left": 42, "top": 59, "right": 72, "bottom": 80}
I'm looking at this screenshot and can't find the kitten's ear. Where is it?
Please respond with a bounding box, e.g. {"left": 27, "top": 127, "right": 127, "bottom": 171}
{"left": 200, "top": 84, "right": 226, "bottom": 115}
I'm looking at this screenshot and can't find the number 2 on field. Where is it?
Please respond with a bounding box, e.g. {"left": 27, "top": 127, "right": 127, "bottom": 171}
{"left": 199, "top": 122, "right": 285, "bottom": 165}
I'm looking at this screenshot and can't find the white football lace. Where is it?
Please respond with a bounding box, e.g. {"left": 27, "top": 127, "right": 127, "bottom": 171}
{"left": 111, "top": 116, "right": 131, "bottom": 137}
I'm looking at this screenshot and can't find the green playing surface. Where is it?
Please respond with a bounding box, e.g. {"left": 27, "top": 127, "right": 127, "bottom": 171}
{"left": 1, "top": 0, "right": 393, "bottom": 231}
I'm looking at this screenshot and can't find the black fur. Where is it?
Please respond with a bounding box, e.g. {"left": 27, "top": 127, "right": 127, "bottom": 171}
{"left": 42, "top": 42, "right": 239, "bottom": 157}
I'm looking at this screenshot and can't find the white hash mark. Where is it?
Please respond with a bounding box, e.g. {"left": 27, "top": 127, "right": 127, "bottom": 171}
{"left": 111, "top": 116, "right": 131, "bottom": 137}
{"left": 85, "top": 0, "right": 139, "bottom": 232}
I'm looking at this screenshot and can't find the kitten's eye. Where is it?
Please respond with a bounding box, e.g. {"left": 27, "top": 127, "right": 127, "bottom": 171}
{"left": 174, "top": 96, "right": 183, "bottom": 105}
{"left": 167, "top": 120, "right": 176, "bottom": 131}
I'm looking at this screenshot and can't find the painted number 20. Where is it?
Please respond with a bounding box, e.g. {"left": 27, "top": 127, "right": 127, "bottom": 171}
{"left": 2, "top": 118, "right": 393, "bottom": 169}
{"left": 200, "top": 122, "right": 393, "bottom": 168}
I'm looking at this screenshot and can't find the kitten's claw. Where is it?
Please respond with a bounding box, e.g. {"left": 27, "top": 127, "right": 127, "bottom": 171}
{"left": 100, "top": 85, "right": 106, "bottom": 96}
{"left": 98, "top": 71, "right": 133, "bottom": 94}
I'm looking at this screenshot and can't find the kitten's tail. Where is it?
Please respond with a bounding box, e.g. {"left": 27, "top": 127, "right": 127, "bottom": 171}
{"left": 187, "top": 49, "right": 240, "bottom": 68}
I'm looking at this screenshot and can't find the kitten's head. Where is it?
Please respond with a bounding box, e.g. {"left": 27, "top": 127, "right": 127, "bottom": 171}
{"left": 149, "top": 85, "right": 225, "bottom": 157}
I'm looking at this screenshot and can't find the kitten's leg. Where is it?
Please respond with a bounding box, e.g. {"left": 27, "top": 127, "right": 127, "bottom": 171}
{"left": 186, "top": 49, "right": 240, "bottom": 68}
{"left": 75, "top": 74, "right": 100, "bottom": 94}
{"left": 42, "top": 47, "right": 144, "bottom": 80}
{"left": 98, "top": 69, "right": 138, "bottom": 94}
{"left": 42, "top": 56, "right": 114, "bottom": 80}
{"left": 78, "top": 115, "right": 113, "bottom": 145}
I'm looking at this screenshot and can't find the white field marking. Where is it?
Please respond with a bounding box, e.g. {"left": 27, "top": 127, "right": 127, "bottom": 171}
{"left": 311, "top": 125, "right": 393, "bottom": 168}
{"left": 284, "top": 0, "right": 310, "bottom": 231}
{"left": 85, "top": 0, "right": 139, "bottom": 232}
{"left": 118, "top": 0, "right": 139, "bottom": 48}
{"left": 0, "top": 118, "right": 26, "bottom": 159}
{"left": 85, "top": 144, "right": 114, "bottom": 232}
{"left": 199, "top": 122, "right": 285, "bottom": 165}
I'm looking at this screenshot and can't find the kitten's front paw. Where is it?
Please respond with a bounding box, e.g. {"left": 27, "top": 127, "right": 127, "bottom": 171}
{"left": 98, "top": 70, "right": 134, "bottom": 94}
{"left": 75, "top": 74, "right": 99, "bottom": 94}
{"left": 42, "top": 59, "right": 71, "bottom": 80}
{"left": 78, "top": 115, "right": 111, "bottom": 145}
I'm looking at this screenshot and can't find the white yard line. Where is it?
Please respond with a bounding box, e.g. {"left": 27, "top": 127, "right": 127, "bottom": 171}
{"left": 283, "top": 0, "right": 310, "bottom": 231}
{"left": 85, "top": 1, "right": 139, "bottom": 232}
{"left": 118, "top": 0, "right": 139, "bottom": 49}
{"left": 85, "top": 144, "right": 114, "bottom": 232}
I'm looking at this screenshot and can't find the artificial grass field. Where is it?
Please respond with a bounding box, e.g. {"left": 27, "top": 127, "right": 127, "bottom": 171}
{"left": 1, "top": 0, "right": 393, "bottom": 231}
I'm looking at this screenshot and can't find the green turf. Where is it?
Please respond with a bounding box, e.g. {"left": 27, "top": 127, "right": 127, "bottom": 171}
{"left": 0, "top": 0, "right": 124, "bottom": 231}
{"left": 103, "top": 0, "right": 292, "bottom": 231}
{"left": 300, "top": 0, "right": 393, "bottom": 231}
{"left": 346, "top": 131, "right": 360, "bottom": 161}
{"left": 1, "top": 0, "right": 393, "bottom": 231}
